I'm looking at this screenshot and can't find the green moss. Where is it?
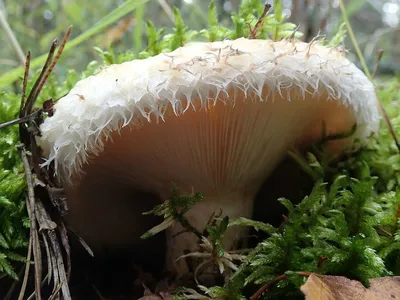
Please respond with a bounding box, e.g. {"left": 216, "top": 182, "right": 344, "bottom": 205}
{"left": 0, "top": 92, "right": 28, "bottom": 280}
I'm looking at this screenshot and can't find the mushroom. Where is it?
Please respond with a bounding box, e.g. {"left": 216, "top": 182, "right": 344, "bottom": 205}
{"left": 39, "top": 38, "right": 380, "bottom": 275}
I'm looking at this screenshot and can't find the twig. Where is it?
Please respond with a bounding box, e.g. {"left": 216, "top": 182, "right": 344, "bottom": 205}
{"left": 373, "top": 49, "right": 400, "bottom": 151}
{"left": 48, "top": 282, "right": 63, "bottom": 300}
{"left": 59, "top": 222, "right": 72, "bottom": 280}
{"left": 0, "top": 109, "right": 43, "bottom": 130}
{"left": 26, "top": 274, "right": 50, "bottom": 300}
{"left": 49, "top": 230, "right": 71, "bottom": 299}
{"left": 157, "top": 0, "right": 175, "bottom": 23}
{"left": 41, "top": 233, "right": 53, "bottom": 285}
{"left": 35, "top": 26, "right": 72, "bottom": 103}
{"left": 48, "top": 242, "right": 60, "bottom": 296}
{"left": 21, "top": 27, "right": 73, "bottom": 120}
{"left": 251, "top": 274, "right": 287, "bottom": 300}
{"left": 339, "top": 0, "right": 400, "bottom": 152}
{"left": 22, "top": 41, "right": 58, "bottom": 118}
{"left": 380, "top": 105, "right": 400, "bottom": 150}
{"left": 19, "top": 148, "right": 42, "bottom": 300}
{"left": 20, "top": 51, "right": 31, "bottom": 117}
{"left": 17, "top": 236, "right": 32, "bottom": 300}
{"left": 371, "top": 49, "right": 384, "bottom": 79}
{"left": 12, "top": 26, "right": 73, "bottom": 300}
{"left": 251, "top": 272, "right": 312, "bottom": 300}
{"left": 338, "top": 0, "right": 370, "bottom": 78}
{"left": 68, "top": 228, "right": 94, "bottom": 257}
{"left": 248, "top": 3, "right": 271, "bottom": 39}
{"left": 0, "top": 9, "right": 26, "bottom": 66}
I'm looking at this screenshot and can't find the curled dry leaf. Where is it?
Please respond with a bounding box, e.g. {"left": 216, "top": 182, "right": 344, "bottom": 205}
{"left": 300, "top": 273, "right": 400, "bottom": 300}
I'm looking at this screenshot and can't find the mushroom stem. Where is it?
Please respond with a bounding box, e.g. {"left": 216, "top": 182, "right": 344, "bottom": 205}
{"left": 166, "top": 191, "right": 256, "bottom": 275}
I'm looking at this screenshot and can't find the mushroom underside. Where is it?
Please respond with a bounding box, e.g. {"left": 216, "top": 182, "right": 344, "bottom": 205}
{"left": 64, "top": 87, "right": 357, "bottom": 275}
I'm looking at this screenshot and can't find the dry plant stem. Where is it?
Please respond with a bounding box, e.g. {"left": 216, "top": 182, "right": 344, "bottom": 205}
{"left": 20, "top": 148, "right": 42, "bottom": 300}
{"left": 23, "top": 41, "right": 58, "bottom": 117}
{"left": 251, "top": 272, "right": 312, "bottom": 300}
{"left": 0, "top": 109, "right": 43, "bottom": 130}
{"left": 338, "top": 0, "right": 370, "bottom": 78}
{"left": 17, "top": 237, "right": 32, "bottom": 300}
{"left": 249, "top": 3, "right": 271, "bottom": 39}
{"left": 36, "top": 26, "right": 72, "bottom": 100}
{"left": 157, "top": 0, "right": 175, "bottom": 23}
{"left": 370, "top": 49, "right": 400, "bottom": 150}
{"left": 59, "top": 222, "right": 72, "bottom": 280}
{"left": 339, "top": 0, "right": 400, "bottom": 152}
{"left": 20, "top": 51, "right": 31, "bottom": 116}
{"left": 251, "top": 274, "right": 287, "bottom": 300}
{"left": 371, "top": 49, "right": 384, "bottom": 79}
{"left": 11, "top": 26, "right": 73, "bottom": 300}
{"left": 0, "top": 10, "right": 26, "bottom": 66}
{"left": 26, "top": 274, "right": 50, "bottom": 300}
{"left": 42, "top": 233, "right": 53, "bottom": 285}
{"left": 49, "top": 229, "right": 71, "bottom": 299}
{"left": 380, "top": 105, "right": 400, "bottom": 150}
{"left": 49, "top": 283, "right": 63, "bottom": 300}
{"left": 22, "top": 26, "right": 73, "bottom": 118}
{"left": 49, "top": 244, "right": 60, "bottom": 294}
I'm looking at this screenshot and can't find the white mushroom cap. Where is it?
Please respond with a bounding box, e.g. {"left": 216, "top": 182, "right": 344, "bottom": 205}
{"left": 38, "top": 37, "right": 380, "bottom": 274}
{"left": 40, "top": 37, "right": 379, "bottom": 180}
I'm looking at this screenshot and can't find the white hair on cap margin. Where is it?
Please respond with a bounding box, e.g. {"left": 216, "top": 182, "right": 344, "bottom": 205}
{"left": 39, "top": 37, "right": 380, "bottom": 181}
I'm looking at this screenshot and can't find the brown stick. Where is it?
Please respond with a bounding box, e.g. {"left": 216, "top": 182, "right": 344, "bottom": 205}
{"left": 370, "top": 49, "right": 400, "bottom": 152}
{"left": 17, "top": 236, "right": 32, "bottom": 300}
{"left": 35, "top": 26, "right": 72, "bottom": 104}
{"left": 0, "top": 109, "right": 43, "bottom": 130}
{"left": 380, "top": 104, "right": 400, "bottom": 151}
{"left": 249, "top": 3, "right": 272, "bottom": 39}
{"left": 22, "top": 41, "right": 57, "bottom": 119}
{"left": 19, "top": 148, "right": 42, "bottom": 300}
{"left": 14, "top": 25, "right": 74, "bottom": 300}
{"left": 251, "top": 274, "right": 288, "bottom": 300}
{"left": 371, "top": 49, "right": 384, "bottom": 79}
{"left": 19, "top": 51, "right": 31, "bottom": 117}
{"left": 251, "top": 272, "right": 312, "bottom": 300}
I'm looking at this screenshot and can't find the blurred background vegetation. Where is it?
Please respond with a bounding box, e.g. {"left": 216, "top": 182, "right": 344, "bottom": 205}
{"left": 0, "top": 0, "right": 399, "bottom": 91}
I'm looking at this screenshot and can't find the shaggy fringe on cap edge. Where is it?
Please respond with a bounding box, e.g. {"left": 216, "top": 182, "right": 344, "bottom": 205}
{"left": 38, "top": 37, "right": 380, "bottom": 183}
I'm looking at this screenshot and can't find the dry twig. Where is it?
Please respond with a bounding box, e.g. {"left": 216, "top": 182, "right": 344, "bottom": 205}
{"left": 251, "top": 272, "right": 311, "bottom": 300}
{"left": 2, "top": 26, "right": 75, "bottom": 300}
{"left": 372, "top": 49, "right": 384, "bottom": 79}
{"left": 0, "top": 9, "right": 26, "bottom": 66}
{"left": 370, "top": 49, "right": 400, "bottom": 151}
{"left": 248, "top": 3, "right": 271, "bottom": 39}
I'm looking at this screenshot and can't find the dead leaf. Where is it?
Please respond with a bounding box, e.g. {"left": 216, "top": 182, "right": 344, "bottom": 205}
{"left": 138, "top": 286, "right": 172, "bottom": 300}
{"left": 300, "top": 273, "right": 400, "bottom": 300}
